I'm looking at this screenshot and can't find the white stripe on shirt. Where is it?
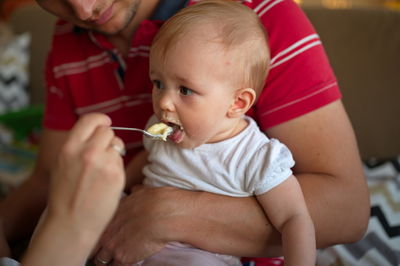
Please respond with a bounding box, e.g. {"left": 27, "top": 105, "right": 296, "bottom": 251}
{"left": 257, "top": 0, "right": 285, "bottom": 18}
{"left": 260, "top": 81, "right": 338, "bottom": 116}
{"left": 271, "top": 40, "right": 321, "bottom": 69}
{"left": 75, "top": 94, "right": 152, "bottom": 115}
{"left": 53, "top": 52, "right": 110, "bottom": 78}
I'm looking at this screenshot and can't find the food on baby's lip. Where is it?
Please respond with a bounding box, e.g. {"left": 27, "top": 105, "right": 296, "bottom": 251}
{"left": 147, "top": 122, "right": 173, "bottom": 141}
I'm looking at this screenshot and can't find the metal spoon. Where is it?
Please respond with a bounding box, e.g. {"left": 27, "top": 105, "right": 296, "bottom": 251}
{"left": 111, "top": 126, "right": 169, "bottom": 140}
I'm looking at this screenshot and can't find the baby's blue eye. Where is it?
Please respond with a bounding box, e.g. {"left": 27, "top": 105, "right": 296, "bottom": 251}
{"left": 179, "top": 86, "right": 193, "bottom": 96}
{"left": 153, "top": 80, "right": 164, "bottom": 90}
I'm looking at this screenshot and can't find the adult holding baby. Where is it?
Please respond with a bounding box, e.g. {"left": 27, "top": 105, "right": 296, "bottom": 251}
{"left": 0, "top": 0, "right": 370, "bottom": 265}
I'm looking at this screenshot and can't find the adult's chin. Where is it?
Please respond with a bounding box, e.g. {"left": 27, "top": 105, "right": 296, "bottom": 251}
{"left": 85, "top": 0, "right": 138, "bottom": 35}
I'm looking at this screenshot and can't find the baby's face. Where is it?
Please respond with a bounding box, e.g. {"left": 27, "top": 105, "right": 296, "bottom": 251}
{"left": 149, "top": 29, "right": 243, "bottom": 149}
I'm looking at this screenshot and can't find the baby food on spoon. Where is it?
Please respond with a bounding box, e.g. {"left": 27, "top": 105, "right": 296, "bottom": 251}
{"left": 147, "top": 123, "right": 173, "bottom": 141}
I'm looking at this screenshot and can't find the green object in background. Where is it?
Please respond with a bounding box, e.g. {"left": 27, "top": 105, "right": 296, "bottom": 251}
{"left": 0, "top": 105, "right": 44, "bottom": 141}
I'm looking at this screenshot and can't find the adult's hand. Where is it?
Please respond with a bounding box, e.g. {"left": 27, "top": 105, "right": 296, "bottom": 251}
{"left": 46, "top": 112, "right": 126, "bottom": 239}
{"left": 94, "top": 185, "right": 277, "bottom": 265}
{"left": 22, "top": 113, "right": 126, "bottom": 266}
{"left": 94, "top": 186, "right": 176, "bottom": 265}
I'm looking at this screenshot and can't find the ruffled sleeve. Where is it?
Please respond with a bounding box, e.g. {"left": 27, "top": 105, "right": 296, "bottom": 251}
{"left": 245, "top": 138, "right": 295, "bottom": 195}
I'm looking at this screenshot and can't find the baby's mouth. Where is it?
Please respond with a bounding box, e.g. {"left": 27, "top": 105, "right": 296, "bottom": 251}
{"left": 164, "top": 121, "right": 184, "bottom": 143}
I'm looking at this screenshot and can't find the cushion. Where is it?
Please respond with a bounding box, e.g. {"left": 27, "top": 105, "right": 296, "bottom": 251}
{"left": 317, "top": 157, "right": 400, "bottom": 265}
{"left": 0, "top": 24, "right": 30, "bottom": 115}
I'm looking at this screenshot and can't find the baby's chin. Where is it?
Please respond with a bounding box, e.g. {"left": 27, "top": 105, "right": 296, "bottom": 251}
{"left": 176, "top": 143, "right": 199, "bottom": 150}
{"left": 173, "top": 137, "right": 203, "bottom": 150}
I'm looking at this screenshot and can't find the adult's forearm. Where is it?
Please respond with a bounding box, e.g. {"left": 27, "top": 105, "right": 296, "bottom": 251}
{"left": 297, "top": 171, "right": 370, "bottom": 247}
{"left": 164, "top": 189, "right": 282, "bottom": 258}
{"left": 97, "top": 159, "right": 370, "bottom": 263}
{"left": 164, "top": 171, "right": 369, "bottom": 257}
{"left": 21, "top": 215, "right": 94, "bottom": 266}
{"left": 0, "top": 176, "right": 48, "bottom": 241}
{"left": 265, "top": 101, "right": 370, "bottom": 248}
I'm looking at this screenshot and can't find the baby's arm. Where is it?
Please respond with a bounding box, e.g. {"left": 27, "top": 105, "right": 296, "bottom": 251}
{"left": 256, "top": 175, "right": 316, "bottom": 266}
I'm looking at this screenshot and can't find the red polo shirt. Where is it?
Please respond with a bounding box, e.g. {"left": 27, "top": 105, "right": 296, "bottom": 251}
{"left": 43, "top": 0, "right": 340, "bottom": 163}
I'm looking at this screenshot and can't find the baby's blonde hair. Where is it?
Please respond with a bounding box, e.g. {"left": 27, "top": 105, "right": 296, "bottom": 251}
{"left": 150, "top": 0, "right": 270, "bottom": 95}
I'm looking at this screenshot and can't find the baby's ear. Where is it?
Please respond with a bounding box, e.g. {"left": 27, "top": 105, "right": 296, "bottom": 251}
{"left": 227, "top": 88, "right": 256, "bottom": 118}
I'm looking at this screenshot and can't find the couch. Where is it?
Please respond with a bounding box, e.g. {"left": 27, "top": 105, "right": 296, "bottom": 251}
{"left": 304, "top": 7, "right": 400, "bottom": 160}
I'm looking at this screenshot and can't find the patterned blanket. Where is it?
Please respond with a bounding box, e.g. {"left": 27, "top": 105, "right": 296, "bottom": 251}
{"left": 317, "top": 157, "right": 400, "bottom": 266}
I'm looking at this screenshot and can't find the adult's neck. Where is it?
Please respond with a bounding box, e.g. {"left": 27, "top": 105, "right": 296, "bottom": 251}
{"left": 108, "top": 0, "right": 159, "bottom": 56}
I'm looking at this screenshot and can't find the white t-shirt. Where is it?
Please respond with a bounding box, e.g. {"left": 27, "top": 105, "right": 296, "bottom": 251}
{"left": 143, "top": 116, "right": 294, "bottom": 197}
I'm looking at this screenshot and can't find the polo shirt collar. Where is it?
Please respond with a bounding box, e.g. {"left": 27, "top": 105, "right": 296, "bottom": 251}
{"left": 150, "top": 0, "right": 190, "bottom": 20}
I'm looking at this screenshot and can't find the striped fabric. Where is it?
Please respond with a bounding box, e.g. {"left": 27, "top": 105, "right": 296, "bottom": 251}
{"left": 0, "top": 31, "right": 30, "bottom": 114}
{"left": 317, "top": 157, "right": 400, "bottom": 266}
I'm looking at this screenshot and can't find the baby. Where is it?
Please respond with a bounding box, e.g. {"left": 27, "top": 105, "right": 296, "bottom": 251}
{"left": 134, "top": 1, "right": 316, "bottom": 265}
